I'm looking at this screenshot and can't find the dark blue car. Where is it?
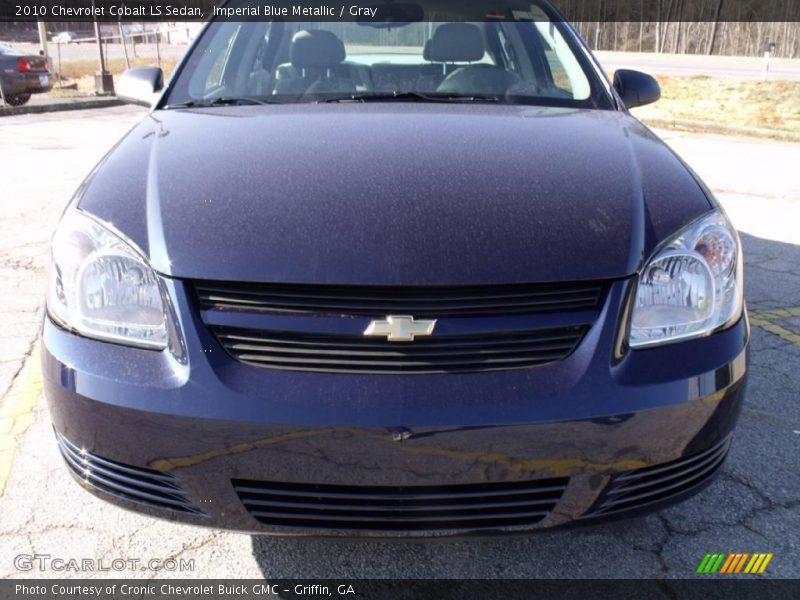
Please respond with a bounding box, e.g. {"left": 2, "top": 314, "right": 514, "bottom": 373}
{"left": 43, "top": 0, "right": 748, "bottom": 537}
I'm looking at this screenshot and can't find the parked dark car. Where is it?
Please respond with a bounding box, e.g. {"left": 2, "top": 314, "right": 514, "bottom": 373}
{"left": 0, "top": 44, "right": 51, "bottom": 106}
{"left": 43, "top": 0, "right": 747, "bottom": 537}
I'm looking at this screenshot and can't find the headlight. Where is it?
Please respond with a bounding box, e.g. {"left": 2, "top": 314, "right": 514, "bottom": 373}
{"left": 629, "top": 210, "right": 743, "bottom": 348}
{"left": 48, "top": 210, "right": 168, "bottom": 349}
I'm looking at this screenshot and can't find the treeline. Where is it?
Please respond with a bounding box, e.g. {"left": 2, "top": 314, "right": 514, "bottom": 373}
{"left": 573, "top": 21, "right": 798, "bottom": 57}
{"left": 560, "top": 0, "right": 799, "bottom": 58}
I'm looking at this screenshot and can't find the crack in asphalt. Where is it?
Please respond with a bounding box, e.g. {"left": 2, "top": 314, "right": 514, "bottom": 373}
{"left": 0, "top": 335, "right": 38, "bottom": 401}
{"left": 653, "top": 515, "right": 678, "bottom": 577}
{"left": 0, "top": 513, "right": 35, "bottom": 538}
{"left": 145, "top": 531, "right": 223, "bottom": 580}
{"left": 721, "top": 470, "right": 800, "bottom": 515}
{"left": 0, "top": 252, "right": 47, "bottom": 271}
{"left": 603, "top": 516, "right": 672, "bottom": 578}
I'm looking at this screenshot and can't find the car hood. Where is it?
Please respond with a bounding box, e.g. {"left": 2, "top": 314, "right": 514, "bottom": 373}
{"left": 77, "top": 104, "right": 711, "bottom": 285}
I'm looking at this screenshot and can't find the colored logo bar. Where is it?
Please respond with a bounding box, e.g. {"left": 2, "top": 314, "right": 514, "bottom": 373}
{"left": 697, "top": 553, "right": 773, "bottom": 574}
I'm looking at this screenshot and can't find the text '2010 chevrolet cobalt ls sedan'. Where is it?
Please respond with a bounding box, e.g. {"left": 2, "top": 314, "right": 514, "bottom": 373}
{"left": 43, "top": 0, "right": 748, "bottom": 536}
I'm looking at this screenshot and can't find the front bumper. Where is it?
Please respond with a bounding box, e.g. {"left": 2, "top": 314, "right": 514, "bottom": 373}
{"left": 41, "top": 278, "right": 749, "bottom": 537}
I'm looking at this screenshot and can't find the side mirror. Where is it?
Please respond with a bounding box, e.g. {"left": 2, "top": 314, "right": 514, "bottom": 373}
{"left": 116, "top": 67, "right": 164, "bottom": 107}
{"left": 613, "top": 69, "right": 660, "bottom": 109}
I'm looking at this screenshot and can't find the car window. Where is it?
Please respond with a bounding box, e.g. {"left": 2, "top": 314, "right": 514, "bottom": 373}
{"left": 533, "top": 19, "right": 591, "bottom": 99}
{"left": 186, "top": 22, "right": 244, "bottom": 98}
{"left": 165, "top": 1, "right": 608, "bottom": 109}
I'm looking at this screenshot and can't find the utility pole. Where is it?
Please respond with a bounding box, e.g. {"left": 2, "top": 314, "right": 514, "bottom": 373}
{"left": 118, "top": 22, "right": 131, "bottom": 69}
{"left": 92, "top": 0, "right": 114, "bottom": 94}
{"left": 37, "top": 20, "right": 49, "bottom": 59}
{"left": 154, "top": 24, "right": 162, "bottom": 69}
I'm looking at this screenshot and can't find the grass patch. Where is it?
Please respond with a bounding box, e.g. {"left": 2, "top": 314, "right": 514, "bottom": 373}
{"left": 629, "top": 75, "right": 800, "bottom": 134}
{"left": 55, "top": 57, "right": 179, "bottom": 81}
{"left": 48, "top": 57, "right": 179, "bottom": 95}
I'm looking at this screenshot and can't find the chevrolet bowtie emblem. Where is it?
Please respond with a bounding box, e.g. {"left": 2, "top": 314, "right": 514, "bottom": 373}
{"left": 363, "top": 315, "right": 437, "bottom": 342}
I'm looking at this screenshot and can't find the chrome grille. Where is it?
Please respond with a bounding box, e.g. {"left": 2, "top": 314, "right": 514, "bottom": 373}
{"left": 194, "top": 280, "right": 605, "bottom": 317}
{"left": 212, "top": 325, "right": 587, "bottom": 374}
{"left": 233, "top": 477, "right": 569, "bottom": 531}
{"left": 56, "top": 432, "right": 203, "bottom": 515}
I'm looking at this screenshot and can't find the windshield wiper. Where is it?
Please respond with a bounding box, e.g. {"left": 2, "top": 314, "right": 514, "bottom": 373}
{"left": 321, "top": 92, "right": 502, "bottom": 104}
{"left": 164, "top": 96, "right": 276, "bottom": 109}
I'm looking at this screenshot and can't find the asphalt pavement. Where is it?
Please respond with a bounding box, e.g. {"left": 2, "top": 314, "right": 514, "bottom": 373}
{"left": 0, "top": 106, "right": 798, "bottom": 579}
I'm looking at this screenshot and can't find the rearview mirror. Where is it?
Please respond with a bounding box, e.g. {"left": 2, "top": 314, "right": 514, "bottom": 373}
{"left": 116, "top": 67, "right": 164, "bottom": 107}
{"left": 613, "top": 69, "right": 660, "bottom": 109}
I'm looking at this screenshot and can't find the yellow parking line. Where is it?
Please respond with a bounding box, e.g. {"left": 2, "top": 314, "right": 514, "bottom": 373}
{"left": 749, "top": 306, "right": 800, "bottom": 348}
{"left": 0, "top": 346, "right": 42, "bottom": 496}
{"left": 750, "top": 306, "right": 800, "bottom": 320}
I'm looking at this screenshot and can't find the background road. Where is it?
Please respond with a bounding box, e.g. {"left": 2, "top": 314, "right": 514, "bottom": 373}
{"left": 0, "top": 106, "right": 798, "bottom": 579}
{"left": 3, "top": 41, "right": 800, "bottom": 81}
{"left": 595, "top": 51, "right": 800, "bottom": 81}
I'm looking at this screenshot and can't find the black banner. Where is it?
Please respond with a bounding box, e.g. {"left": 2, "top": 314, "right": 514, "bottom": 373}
{"left": 2, "top": 0, "right": 800, "bottom": 23}
{"left": 3, "top": 580, "right": 800, "bottom": 600}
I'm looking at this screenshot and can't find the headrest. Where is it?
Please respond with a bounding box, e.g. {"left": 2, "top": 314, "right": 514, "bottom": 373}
{"left": 426, "top": 23, "right": 484, "bottom": 62}
{"left": 291, "top": 30, "right": 346, "bottom": 68}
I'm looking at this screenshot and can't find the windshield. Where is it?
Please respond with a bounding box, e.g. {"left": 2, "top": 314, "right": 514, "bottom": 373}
{"left": 164, "top": 3, "right": 611, "bottom": 108}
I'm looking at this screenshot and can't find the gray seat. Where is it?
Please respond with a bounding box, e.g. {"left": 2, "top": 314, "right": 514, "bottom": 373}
{"left": 273, "top": 30, "right": 356, "bottom": 100}
{"left": 426, "top": 23, "right": 520, "bottom": 96}
{"left": 416, "top": 40, "right": 446, "bottom": 92}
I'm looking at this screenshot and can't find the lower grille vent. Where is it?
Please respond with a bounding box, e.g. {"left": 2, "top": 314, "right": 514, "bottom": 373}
{"left": 587, "top": 435, "right": 732, "bottom": 517}
{"left": 233, "top": 477, "right": 569, "bottom": 531}
{"left": 56, "top": 432, "right": 203, "bottom": 515}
